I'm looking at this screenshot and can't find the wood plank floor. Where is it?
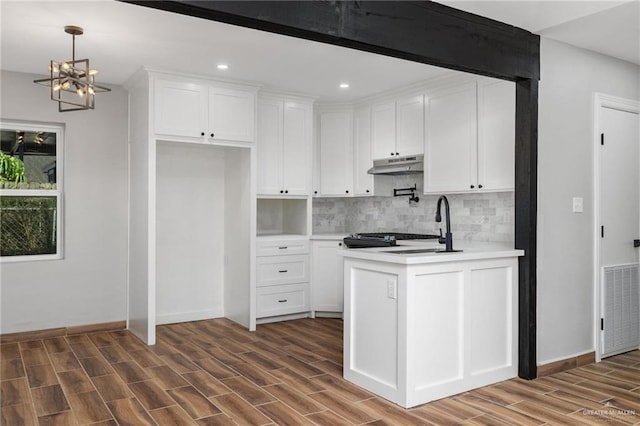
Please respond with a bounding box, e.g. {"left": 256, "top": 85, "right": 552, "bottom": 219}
{"left": 2, "top": 317, "right": 639, "bottom": 425}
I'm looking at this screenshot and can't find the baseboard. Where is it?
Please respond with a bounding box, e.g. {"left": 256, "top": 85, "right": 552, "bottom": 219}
{"left": 156, "top": 309, "right": 223, "bottom": 325}
{"left": 0, "top": 320, "right": 126, "bottom": 343}
{"left": 256, "top": 312, "right": 310, "bottom": 325}
{"left": 537, "top": 351, "right": 596, "bottom": 377}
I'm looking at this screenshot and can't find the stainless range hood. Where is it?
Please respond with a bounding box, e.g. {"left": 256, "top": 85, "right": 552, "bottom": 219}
{"left": 367, "top": 154, "right": 424, "bottom": 175}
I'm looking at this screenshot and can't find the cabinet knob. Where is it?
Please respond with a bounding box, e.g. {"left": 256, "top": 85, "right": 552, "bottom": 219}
{"left": 345, "top": 190, "right": 349, "bottom": 194}
{"left": 478, "top": 184, "right": 483, "bottom": 189}
{"left": 470, "top": 185, "right": 475, "bottom": 189}
{"left": 280, "top": 190, "right": 284, "bottom": 194}
{"left": 338, "top": 242, "right": 342, "bottom": 247}
{"left": 390, "top": 152, "right": 395, "bottom": 156}
{"left": 210, "top": 133, "right": 215, "bottom": 138}
{"left": 396, "top": 152, "right": 399, "bottom": 156}
{"left": 366, "top": 189, "right": 370, "bottom": 193}
{"left": 314, "top": 191, "right": 318, "bottom": 194}
{"left": 200, "top": 132, "right": 205, "bottom": 136}
{"left": 284, "top": 190, "right": 288, "bottom": 194}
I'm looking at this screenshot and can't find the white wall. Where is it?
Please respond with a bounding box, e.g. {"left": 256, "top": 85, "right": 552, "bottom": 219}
{"left": 537, "top": 39, "right": 640, "bottom": 364}
{"left": 0, "top": 70, "right": 129, "bottom": 333}
{"left": 155, "top": 141, "right": 226, "bottom": 324}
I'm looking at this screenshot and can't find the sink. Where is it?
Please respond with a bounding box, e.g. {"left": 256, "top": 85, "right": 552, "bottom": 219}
{"left": 382, "top": 248, "right": 463, "bottom": 254}
{"left": 382, "top": 248, "right": 440, "bottom": 254}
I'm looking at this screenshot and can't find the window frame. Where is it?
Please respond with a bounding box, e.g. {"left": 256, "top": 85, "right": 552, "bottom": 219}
{"left": 0, "top": 120, "right": 64, "bottom": 263}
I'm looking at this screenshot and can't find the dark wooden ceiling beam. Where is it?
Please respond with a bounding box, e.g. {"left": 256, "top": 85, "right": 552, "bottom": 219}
{"left": 122, "top": 0, "right": 539, "bottom": 81}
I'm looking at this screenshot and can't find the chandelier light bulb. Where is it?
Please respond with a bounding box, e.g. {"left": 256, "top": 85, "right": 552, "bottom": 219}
{"left": 88, "top": 87, "right": 95, "bottom": 95}
{"left": 88, "top": 69, "right": 98, "bottom": 76}
{"left": 52, "top": 83, "right": 62, "bottom": 91}
{"left": 61, "top": 62, "right": 70, "bottom": 71}
{"left": 77, "top": 87, "right": 84, "bottom": 97}
{"left": 61, "top": 81, "right": 70, "bottom": 90}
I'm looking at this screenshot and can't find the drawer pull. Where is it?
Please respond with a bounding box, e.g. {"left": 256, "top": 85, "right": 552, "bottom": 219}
{"left": 278, "top": 270, "right": 288, "bottom": 273}
{"left": 278, "top": 246, "right": 288, "bottom": 250}
{"left": 278, "top": 299, "right": 288, "bottom": 303}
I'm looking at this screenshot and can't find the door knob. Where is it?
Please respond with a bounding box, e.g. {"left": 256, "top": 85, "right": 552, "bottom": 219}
{"left": 634, "top": 239, "right": 640, "bottom": 248}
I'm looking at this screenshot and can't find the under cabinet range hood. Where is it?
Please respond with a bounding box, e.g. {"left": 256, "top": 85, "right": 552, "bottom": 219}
{"left": 367, "top": 154, "right": 424, "bottom": 175}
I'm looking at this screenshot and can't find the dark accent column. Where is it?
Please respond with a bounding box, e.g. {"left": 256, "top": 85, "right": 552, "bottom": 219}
{"left": 515, "top": 78, "right": 538, "bottom": 379}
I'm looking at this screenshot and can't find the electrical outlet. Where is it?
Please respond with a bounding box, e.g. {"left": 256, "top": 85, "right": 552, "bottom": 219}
{"left": 572, "top": 197, "right": 583, "bottom": 213}
{"left": 387, "top": 280, "right": 397, "bottom": 299}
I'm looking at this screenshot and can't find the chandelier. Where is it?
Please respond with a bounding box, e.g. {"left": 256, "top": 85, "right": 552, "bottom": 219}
{"left": 33, "top": 26, "right": 111, "bottom": 112}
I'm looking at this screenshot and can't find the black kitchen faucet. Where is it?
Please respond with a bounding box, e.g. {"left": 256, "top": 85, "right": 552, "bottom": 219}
{"left": 435, "top": 195, "right": 459, "bottom": 252}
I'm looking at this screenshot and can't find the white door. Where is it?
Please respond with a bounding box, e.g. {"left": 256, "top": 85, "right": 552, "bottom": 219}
{"left": 209, "top": 87, "right": 255, "bottom": 142}
{"left": 424, "top": 82, "right": 477, "bottom": 193}
{"left": 354, "top": 106, "right": 373, "bottom": 196}
{"left": 396, "top": 94, "right": 425, "bottom": 157}
{"left": 282, "top": 101, "right": 312, "bottom": 195}
{"left": 154, "top": 79, "right": 207, "bottom": 138}
{"left": 371, "top": 101, "right": 396, "bottom": 159}
{"left": 318, "top": 110, "right": 353, "bottom": 196}
{"left": 599, "top": 104, "right": 640, "bottom": 357}
{"left": 477, "top": 80, "right": 515, "bottom": 191}
{"left": 257, "top": 98, "right": 284, "bottom": 195}
{"left": 312, "top": 240, "right": 344, "bottom": 312}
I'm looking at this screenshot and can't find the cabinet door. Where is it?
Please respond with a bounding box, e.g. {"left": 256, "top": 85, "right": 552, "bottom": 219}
{"left": 318, "top": 110, "right": 353, "bottom": 196}
{"left": 257, "top": 98, "right": 284, "bottom": 195}
{"left": 396, "top": 95, "right": 425, "bottom": 157}
{"left": 477, "top": 80, "right": 515, "bottom": 191}
{"left": 354, "top": 106, "right": 374, "bottom": 196}
{"left": 424, "top": 83, "right": 477, "bottom": 193}
{"left": 154, "top": 79, "right": 207, "bottom": 138}
{"left": 282, "top": 101, "right": 312, "bottom": 195}
{"left": 312, "top": 241, "right": 344, "bottom": 312}
{"left": 209, "top": 87, "right": 255, "bottom": 142}
{"left": 371, "top": 101, "right": 397, "bottom": 159}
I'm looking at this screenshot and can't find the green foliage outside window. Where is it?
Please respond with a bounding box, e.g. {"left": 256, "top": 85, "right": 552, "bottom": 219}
{"left": 0, "top": 152, "right": 26, "bottom": 183}
{"left": 0, "top": 196, "right": 57, "bottom": 256}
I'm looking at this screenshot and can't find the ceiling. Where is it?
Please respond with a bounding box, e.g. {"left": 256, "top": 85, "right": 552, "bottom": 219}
{"left": 1, "top": 1, "right": 638, "bottom": 102}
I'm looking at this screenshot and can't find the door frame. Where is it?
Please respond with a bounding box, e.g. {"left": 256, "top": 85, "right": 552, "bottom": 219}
{"left": 593, "top": 92, "right": 640, "bottom": 361}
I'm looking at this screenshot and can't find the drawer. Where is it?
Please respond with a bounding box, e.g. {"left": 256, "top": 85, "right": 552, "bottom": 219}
{"left": 257, "top": 255, "right": 309, "bottom": 287}
{"left": 257, "top": 239, "right": 309, "bottom": 256}
{"left": 256, "top": 283, "right": 309, "bottom": 318}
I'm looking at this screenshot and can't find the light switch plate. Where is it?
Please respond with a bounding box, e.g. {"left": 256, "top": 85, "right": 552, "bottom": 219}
{"left": 572, "top": 197, "right": 583, "bottom": 213}
{"left": 387, "top": 280, "right": 397, "bottom": 299}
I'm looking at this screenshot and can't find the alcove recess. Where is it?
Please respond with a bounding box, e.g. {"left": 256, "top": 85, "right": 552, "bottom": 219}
{"left": 257, "top": 198, "right": 308, "bottom": 237}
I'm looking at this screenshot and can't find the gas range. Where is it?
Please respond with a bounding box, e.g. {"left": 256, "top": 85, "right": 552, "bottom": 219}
{"left": 343, "top": 232, "right": 440, "bottom": 248}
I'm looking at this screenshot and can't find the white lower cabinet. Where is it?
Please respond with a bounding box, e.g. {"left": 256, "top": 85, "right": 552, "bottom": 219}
{"left": 311, "top": 239, "right": 345, "bottom": 314}
{"left": 256, "top": 237, "right": 310, "bottom": 320}
{"left": 256, "top": 283, "right": 310, "bottom": 318}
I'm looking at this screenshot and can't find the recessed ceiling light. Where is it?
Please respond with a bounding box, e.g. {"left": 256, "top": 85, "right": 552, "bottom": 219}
{"left": 217, "top": 64, "right": 229, "bottom": 70}
{"left": 339, "top": 83, "right": 349, "bottom": 89}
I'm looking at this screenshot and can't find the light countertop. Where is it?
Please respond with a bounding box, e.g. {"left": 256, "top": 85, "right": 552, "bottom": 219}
{"left": 338, "top": 240, "right": 524, "bottom": 265}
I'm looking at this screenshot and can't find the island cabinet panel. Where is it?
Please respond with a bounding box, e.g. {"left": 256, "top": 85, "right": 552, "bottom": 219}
{"left": 410, "top": 271, "right": 464, "bottom": 388}
{"left": 468, "top": 267, "right": 513, "bottom": 374}
{"left": 343, "top": 255, "right": 519, "bottom": 408}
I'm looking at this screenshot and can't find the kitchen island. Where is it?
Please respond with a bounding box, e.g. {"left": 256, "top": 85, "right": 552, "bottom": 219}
{"left": 339, "top": 242, "right": 524, "bottom": 408}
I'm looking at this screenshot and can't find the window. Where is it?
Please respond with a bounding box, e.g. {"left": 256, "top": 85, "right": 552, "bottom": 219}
{"left": 0, "top": 121, "right": 63, "bottom": 261}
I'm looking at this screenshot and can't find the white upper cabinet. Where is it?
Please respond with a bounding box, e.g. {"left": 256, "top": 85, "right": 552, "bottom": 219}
{"left": 353, "top": 106, "right": 374, "bottom": 196}
{"left": 282, "top": 101, "right": 313, "bottom": 195}
{"left": 371, "top": 95, "right": 424, "bottom": 160}
{"left": 396, "top": 95, "right": 425, "bottom": 157}
{"left": 477, "top": 80, "right": 515, "bottom": 191}
{"left": 257, "top": 98, "right": 284, "bottom": 195}
{"left": 209, "top": 87, "right": 256, "bottom": 143}
{"left": 154, "top": 78, "right": 256, "bottom": 144}
{"left": 371, "top": 101, "right": 396, "bottom": 159}
{"left": 257, "top": 96, "right": 312, "bottom": 196}
{"left": 154, "top": 79, "right": 207, "bottom": 138}
{"left": 317, "top": 109, "right": 353, "bottom": 196}
{"left": 424, "top": 80, "right": 514, "bottom": 194}
{"left": 425, "top": 82, "right": 477, "bottom": 193}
